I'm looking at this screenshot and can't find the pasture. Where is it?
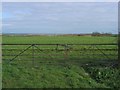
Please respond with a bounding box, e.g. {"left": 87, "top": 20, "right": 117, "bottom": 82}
{"left": 2, "top": 34, "right": 120, "bottom": 88}
{"left": 2, "top": 34, "right": 117, "bottom": 44}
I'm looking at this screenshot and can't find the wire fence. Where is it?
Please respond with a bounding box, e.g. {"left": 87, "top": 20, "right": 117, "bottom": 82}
{"left": 2, "top": 44, "right": 118, "bottom": 67}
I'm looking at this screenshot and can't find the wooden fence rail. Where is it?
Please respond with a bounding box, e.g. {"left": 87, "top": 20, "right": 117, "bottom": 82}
{"left": 2, "top": 44, "right": 118, "bottom": 67}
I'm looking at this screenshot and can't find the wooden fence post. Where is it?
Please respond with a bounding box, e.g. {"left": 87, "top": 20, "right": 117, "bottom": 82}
{"left": 32, "top": 44, "right": 35, "bottom": 66}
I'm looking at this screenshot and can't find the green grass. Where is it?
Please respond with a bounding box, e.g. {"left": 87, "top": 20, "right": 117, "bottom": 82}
{"left": 0, "top": 63, "right": 1, "bottom": 89}
{"left": 2, "top": 35, "right": 119, "bottom": 88}
{"left": 2, "top": 35, "right": 117, "bottom": 44}
{"left": 3, "top": 64, "right": 108, "bottom": 88}
{"left": 84, "top": 67, "right": 120, "bottom": 88}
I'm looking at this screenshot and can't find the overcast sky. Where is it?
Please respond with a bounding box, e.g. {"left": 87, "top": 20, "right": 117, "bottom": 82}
{"left": 2, "top": 2, "right": 118, "bottom": 34}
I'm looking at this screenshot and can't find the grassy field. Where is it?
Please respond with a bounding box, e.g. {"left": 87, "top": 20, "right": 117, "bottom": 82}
{"left": 2, "top": 35, "right": 117, "bottom": 44}
{"left": 2, "top": 35, "right": 120, "bottom": 88}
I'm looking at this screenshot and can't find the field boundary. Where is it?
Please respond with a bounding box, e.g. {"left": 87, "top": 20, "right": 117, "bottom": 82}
{"left": 2, "top": 43, "right": 117, "bottom": 45}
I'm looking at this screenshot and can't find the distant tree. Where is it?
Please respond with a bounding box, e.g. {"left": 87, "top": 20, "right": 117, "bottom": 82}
{"left": 103, "top": 32, "right": 112, "bottom": 36}
{"left": 92, "top": 32, "right": 101, "bottom": 36}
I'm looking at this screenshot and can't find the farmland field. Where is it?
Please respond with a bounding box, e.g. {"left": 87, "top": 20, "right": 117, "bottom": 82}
{"left": 2, "top": 35, "right": 120, "bottom": 88}
{"left": 2, "top": 35, "right": 117, "bottom": 44}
